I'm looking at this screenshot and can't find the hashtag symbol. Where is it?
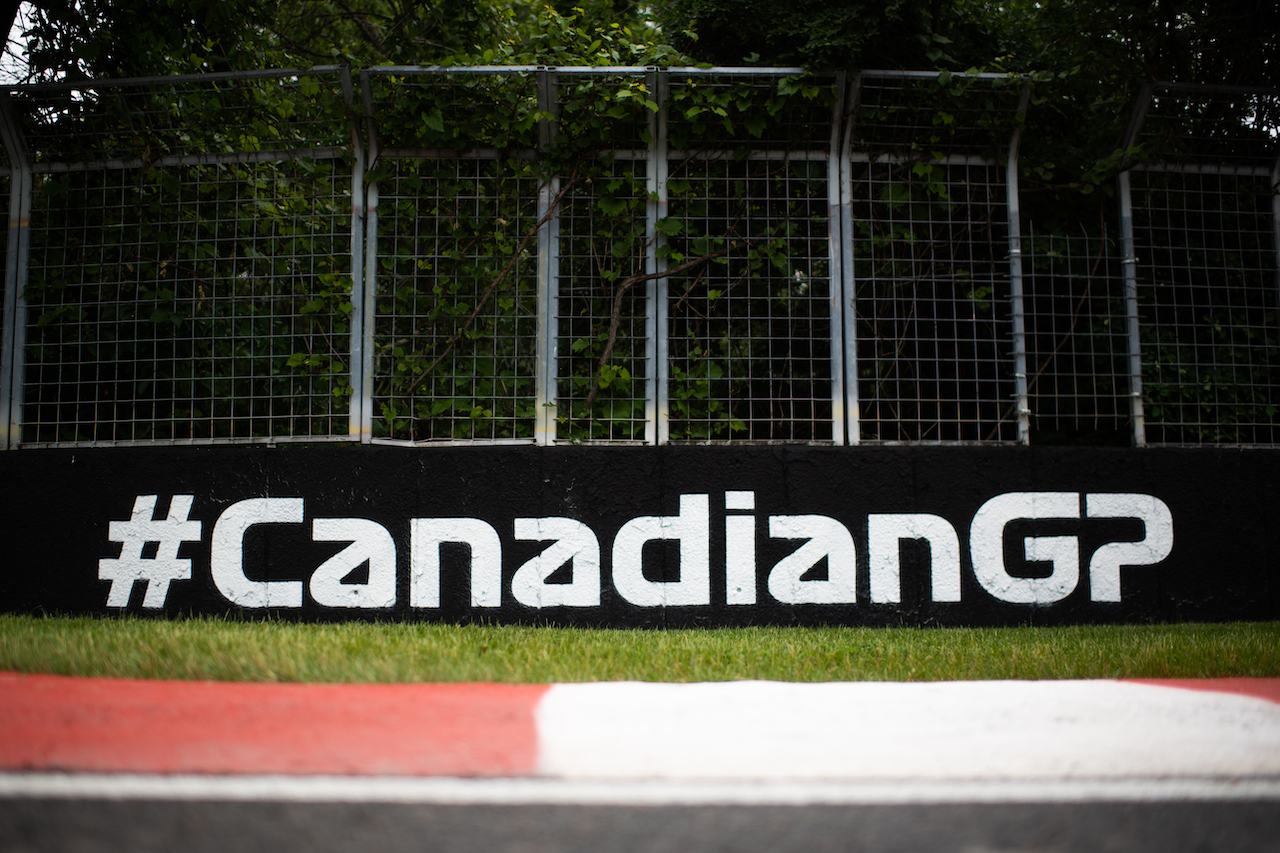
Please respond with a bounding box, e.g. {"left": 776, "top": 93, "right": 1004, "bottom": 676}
{"left": 98, "top": 495, "right": 203, "bottom": 608}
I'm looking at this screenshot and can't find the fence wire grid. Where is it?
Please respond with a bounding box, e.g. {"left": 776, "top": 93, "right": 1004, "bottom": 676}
{"left": 3, "top": 68, "right": 357, "bottom": 447}
{"left": 1122, "top": 83, "right": 1280, "bottom": 446}
{"left": 0, "top": 68, "right": 1276, "bottom": 449}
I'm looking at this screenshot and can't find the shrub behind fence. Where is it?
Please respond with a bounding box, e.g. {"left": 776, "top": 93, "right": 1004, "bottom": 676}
{"left": 0, "top": 68, "right": 1275, "bottom": 449}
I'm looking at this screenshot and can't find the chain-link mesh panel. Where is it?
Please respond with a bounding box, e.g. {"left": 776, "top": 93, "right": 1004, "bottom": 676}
{"left": 1127, "top": 86, "right": 1280, "bottom": 446}
{"left": 10, "top": 70, "right": 355, "bottom": 446}
{"left": 12, "top": 70, "right": 351, "bottom": 166}
{"left": 666, "top": 156, "right": 834, "bottom": 441}
{"left": 365, "top": 70, "right": 545, "bottom": 443}
{"left": 1132, "top": 168, "right": 1279, "bottom": 444}
{"left": 664, "top": 71, "right": 840, "bottom": 443}
{"left": 0, "top": 143, "right": 16, "bottom": 451}
{"left": 7, "top": 69, "right": 1276, "bottom": 450}
{"left": 370, "top": 156, "right": 541, "bottom": 442}
{"left": 23, "top": 159, "right": 353, "bottom": 444}
{"left": 555, "top": 70, "right": 653, "bottom": 155}
{"left": 549, "top": 71, "right": 655, "bottom": 443}
{"left": 0, "top": 166, "right": 9, "bottom": 424}
{"left": 848, "top": 73, "right": 1023, "bottom": 443}
{"left": 362, "top": 68, "right": 541, "bottom": 155}
{"left": 556, "top": 158, "right": 649, "bottom": 442}
{"left": 1022, "top": 231, "right": 1131, "bottom": 441}
{"left": 667, "top": 71, "right": 834, "bottom": 153}
{"left": 1133, "top": 87, "right": 1279, "bottom": 171}
{"left": 849, "top": 159, "right": 1015, "bottom": 442}
{"left": 0, "top": 169, "right": 8, "bottom": 336}
{"left": 853, "top": 72, "right": 1024, "bottom": 161}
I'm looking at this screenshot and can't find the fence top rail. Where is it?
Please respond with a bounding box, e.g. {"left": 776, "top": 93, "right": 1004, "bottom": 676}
{"left": 2, "top": 65, "right": 350, "bottom": 94}
{"left": 29, "top": 145, "right": 350, "bottom": 174}
{"left": 362, "top": 65, "right": 812, "bottom": 76}
{"left": 8, "top": 69, "right": 1263, "bottom": 96}
{"left": 856, "top": 69, "right": 1026, "bottom": 82}
{"left": 1131, "top": 161, "right": 1275, "bottom": 177}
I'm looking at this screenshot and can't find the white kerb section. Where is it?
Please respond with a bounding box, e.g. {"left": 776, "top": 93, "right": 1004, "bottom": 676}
{"left": 535, "top": 680, "right": 1280, "bottom": 781}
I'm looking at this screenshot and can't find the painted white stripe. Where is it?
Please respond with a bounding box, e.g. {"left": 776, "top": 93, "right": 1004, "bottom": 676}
{"left": 536, "top": 680, "right": 1280, "bottom": 780}
{"left": 3, "top": 773, "right": 1280, "bottom": 805}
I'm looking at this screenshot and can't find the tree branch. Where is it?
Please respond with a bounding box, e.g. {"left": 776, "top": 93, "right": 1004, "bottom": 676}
{"left": 403, "top": 166, "right": 580, "bottom": 397}
{"left": 581, "top": 246, "right": 732, "bottom": 411}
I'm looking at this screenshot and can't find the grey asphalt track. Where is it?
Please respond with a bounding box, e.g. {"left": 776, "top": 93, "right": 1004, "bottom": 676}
{"left": 4, "top": 798, "right": 1280, "bottom": 853}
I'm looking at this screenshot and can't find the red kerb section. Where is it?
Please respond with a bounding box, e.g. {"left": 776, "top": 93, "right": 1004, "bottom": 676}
{"left": 0, "top": 673, "right": 549, "bottom": 776}
{"left": 1128, "top": 678, "right": 1280, "bottom": 705}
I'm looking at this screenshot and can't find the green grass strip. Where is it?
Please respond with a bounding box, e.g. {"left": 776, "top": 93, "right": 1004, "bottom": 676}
{"left": 1, "top": 616, "right": 1276, "bottom": 684}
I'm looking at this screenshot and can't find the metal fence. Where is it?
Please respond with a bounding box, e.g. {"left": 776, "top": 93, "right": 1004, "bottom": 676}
{"left": 1, "top": 68, "right": 358, "bottom": 447}
{"left": 844, "top": 72, "right": 1028, "bottom": 443}
{"left": 0, "top": 68, "right": 1276, "bottom": 449}
{"left": 1020, "top": 230, "right": 1131, "bottom": 443}
{"left": 1120, "top": 83, "right": 1280, "bottom": 446}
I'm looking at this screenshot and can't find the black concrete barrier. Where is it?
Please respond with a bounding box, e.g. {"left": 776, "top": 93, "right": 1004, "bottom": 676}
{"left": 1, "top": 445, "right": 1276, "bottom": 626}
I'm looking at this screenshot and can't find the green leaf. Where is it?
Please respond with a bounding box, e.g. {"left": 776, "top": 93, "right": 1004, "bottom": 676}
{"left": 598, "top": 195, "right": 629, "bottom": 215}
{"left": 655, "top": 217, "right": 683, "bottom": 237}
{"left": 423, "top": 108, "right": 446, "bottom": 134}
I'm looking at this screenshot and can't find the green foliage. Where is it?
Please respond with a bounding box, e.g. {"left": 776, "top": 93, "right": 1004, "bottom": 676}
{"left": 15, "top": 71, "right": 357, "bottom": 443}
{"left": 1133, "top": 174, "right": 1280, "bottom": 444}
{"left": 23, "top": 160, "right": 354, "bottom": 442}
{"left": 965, "top": 0, "right": 1276, "bottom": 229}
{"left": 663, "top": 157, "right": 833, "bottom": 441}
{"left": 20, "top": 0, "right": 514, "bottom": 80}
{"left": 9, "top": 1, "right": 1275, "bottom": 446}
{"left": 474, "top": 2, "right": 688, "bottom": 67}
{"left": 1143, "top": 317, "right": 1280, "bottom": 444}
{"left": 555, "top": 164, "right": 650, "bottom": 443}
{"left": 650, "top": 0, "right": 1274, "bottom": 234}
{"left": 653, "top": 0, "right": 997, "bottom": 71}
{"left": 356, "top": 61, "right": 845, "bottom": 443}
{"left": 371, "top": 155, "right": 541, "bottom": 442}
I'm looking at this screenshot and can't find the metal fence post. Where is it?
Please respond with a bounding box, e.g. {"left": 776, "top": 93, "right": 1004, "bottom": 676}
{"left": 1117, "top": 85, "right": 1152, "bottom": 448}
{"left": 535, "top": 67, "right": 560, "bottom": 446}
{"left": 840, "top": 74, "right": 863, "bottom": 445}
{"left": 1006, "top": 79, "right": 1033, "bottom": 445}
{"left": 344, "top": 68, "right": 369, "bottom": 443}
{"left": 647, "top": 68, "right": 669, "bottom": 446}
{"left": 357, "top": 71, "right": 380, "bottom": 444}
{"left": 1117, "top": 171, "right": 1147, "bottom": 448}
{"left": 1273, "top": 152, "right": 1280, "bottom": 350}
{"left": 0, "top": 94, "right": 30, "bottom": 451}
{"left": 826, "top": 71, "right": 847, "bottom": 446}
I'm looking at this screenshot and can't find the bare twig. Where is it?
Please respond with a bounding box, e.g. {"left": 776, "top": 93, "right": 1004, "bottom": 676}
{"left": 403, "top": 165, "right": 580, "bottom": 397}
{"left": 581, "top": 247, "right": 732, "bottom": 410}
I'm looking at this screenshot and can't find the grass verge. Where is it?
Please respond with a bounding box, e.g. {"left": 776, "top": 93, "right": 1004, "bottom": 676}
{"left": 1, "top": 615, "right": 1277, "bottom": 683}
